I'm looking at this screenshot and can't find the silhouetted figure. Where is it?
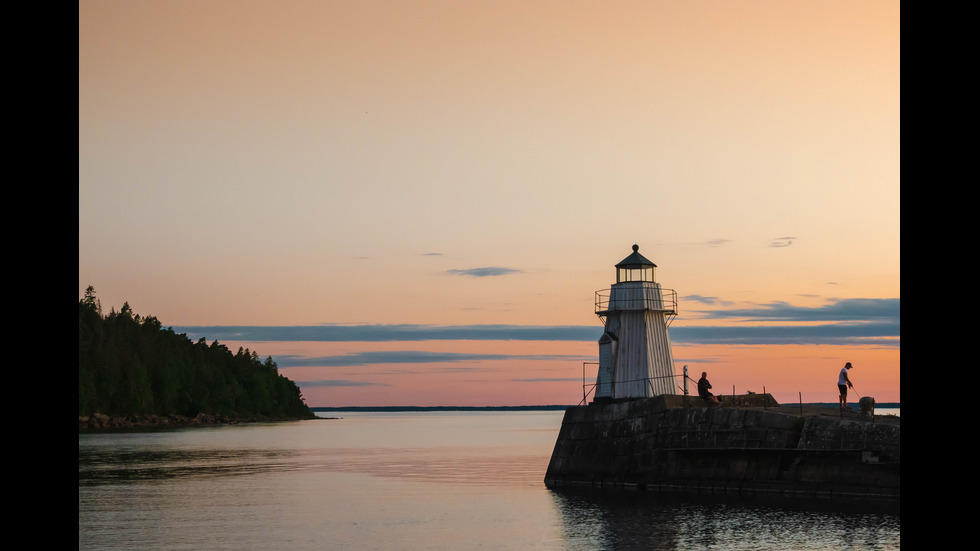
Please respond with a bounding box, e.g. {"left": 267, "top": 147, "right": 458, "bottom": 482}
{"left": 698, "top": 372, "right": 721, "bottom": 406}
{"left": 838, "top": 362, "right": 855, "bottom": 411}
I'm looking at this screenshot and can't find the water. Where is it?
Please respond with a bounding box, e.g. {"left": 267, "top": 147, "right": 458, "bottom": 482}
{"left": 79, "top": 410, "right": 900, "bottom": 550}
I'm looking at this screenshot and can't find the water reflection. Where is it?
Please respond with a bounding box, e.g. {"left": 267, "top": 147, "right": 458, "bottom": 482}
{"left": 549, "top": 488, "right": 900, "bottom": 551}
{"left": 79, "top": 442, "right": 544, "bottom": 487}
{"left": 78, "top": 446, "right": 302, "bottom": 484}
{"left": 80, "top": 413, "right": 899, "bottom": 551}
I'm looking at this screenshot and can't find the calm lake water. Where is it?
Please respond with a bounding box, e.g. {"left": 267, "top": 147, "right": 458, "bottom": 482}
{"left": 79, "top": 410, "right": 900, "bottom": 550}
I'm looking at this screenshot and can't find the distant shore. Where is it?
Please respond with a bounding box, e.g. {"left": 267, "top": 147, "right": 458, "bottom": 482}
{"left": 310, "top": 405, "right": 571, "bottom": 412}
{"left": 80, "top": 402, "right": 899, "bottom": 431}
{"left": 79, "top": 412, "right": 319, "bottom": 432}
{"left": 309, "top": 403, "right": 899, "bottom": 413}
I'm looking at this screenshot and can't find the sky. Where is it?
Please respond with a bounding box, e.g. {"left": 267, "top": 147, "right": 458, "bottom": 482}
{"left": 79, "top": 0, "right": 900, "bottom": 407}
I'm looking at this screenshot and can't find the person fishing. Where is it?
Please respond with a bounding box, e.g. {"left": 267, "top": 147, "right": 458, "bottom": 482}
{"left": 838, "top": 362, "right": 855, "bottom": 411}
{"left": 698, "top": 372, "right": 721, "bottom": 406}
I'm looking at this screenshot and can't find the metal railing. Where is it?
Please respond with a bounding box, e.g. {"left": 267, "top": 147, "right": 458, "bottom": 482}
{"left": 594, "top": 288, "right": 677, "bottom": 322}
{"left": 579, "top": 363, "right": 686, "bottom": 405}
{"left": 581, "top": 362, "right": 599, "bottom": 405}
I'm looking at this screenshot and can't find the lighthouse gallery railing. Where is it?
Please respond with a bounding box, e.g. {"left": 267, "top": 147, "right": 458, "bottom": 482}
{"left": 594, "top": 287, "right": 678, "bottom": 316}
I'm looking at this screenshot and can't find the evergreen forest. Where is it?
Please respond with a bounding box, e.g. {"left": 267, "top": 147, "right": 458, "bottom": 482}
{"left": 78, "top": 286, "right": 315, "bottom": 420}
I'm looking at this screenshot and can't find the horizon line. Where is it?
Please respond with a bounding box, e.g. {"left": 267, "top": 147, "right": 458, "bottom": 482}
{"left": 310, "top": 402, "right": 900, "bottom": 411}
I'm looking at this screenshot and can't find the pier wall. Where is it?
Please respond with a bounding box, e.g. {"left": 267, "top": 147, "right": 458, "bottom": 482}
{"left": 544, "top": 395, "right": 900, "bottom": 502}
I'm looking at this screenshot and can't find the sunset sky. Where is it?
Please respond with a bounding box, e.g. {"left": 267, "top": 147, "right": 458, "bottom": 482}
{"left": 79, "top": 0, "right": 900, "bottom": 407}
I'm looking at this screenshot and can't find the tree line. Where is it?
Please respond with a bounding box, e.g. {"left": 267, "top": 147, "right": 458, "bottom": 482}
{"left": 79, "top": 286, "right": 314, "bottom": 420}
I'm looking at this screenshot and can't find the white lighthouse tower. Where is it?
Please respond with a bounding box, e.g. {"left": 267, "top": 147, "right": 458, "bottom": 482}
{"left": 593, "top": 244, "right": 678, "bottom": 401}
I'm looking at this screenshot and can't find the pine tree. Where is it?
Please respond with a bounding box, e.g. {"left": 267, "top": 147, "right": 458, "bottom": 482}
{"left": 78, "top": 287, "right": 315, "bottom": 422}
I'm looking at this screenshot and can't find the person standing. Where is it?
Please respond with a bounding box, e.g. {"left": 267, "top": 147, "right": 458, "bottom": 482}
{"left": 838, "top": 362, "right": 855, "bottom": 410}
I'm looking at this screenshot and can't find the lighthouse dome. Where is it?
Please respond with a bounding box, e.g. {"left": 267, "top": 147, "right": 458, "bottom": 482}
{"left": 615, "top": 244, "right": 656, "bottom": 283}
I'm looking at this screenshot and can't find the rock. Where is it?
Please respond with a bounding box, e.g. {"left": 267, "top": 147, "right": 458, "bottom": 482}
{"left": 859, "top": 396, "right": 876, "bottom": 418}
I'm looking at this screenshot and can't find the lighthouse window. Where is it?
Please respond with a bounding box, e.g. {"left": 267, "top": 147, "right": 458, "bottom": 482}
{"left": 618, "top": 266, "right": 654, "bottom": 283}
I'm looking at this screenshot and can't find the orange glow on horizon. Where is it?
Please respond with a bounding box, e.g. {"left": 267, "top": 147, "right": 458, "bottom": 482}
{"left": 216, "top": 338, "right": 897, "bottom": 407}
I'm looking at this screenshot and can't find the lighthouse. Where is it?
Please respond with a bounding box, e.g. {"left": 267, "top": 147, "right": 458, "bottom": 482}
{"left": 593, "top": 244, "right": 678, "bottom": 401}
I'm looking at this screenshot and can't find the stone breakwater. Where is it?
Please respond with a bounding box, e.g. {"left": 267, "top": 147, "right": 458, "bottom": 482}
{"left": 544, "top": 394, "right": 899, "bottom": 504}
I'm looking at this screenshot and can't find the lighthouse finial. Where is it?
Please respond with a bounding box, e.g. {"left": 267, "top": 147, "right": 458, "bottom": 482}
{"left": 632, "top": 244, "right": 639, "bottom": 252}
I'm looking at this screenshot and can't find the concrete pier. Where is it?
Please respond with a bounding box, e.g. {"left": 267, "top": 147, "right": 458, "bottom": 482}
{"left": 544, "top": 394, "right": 899, "bottom": 504}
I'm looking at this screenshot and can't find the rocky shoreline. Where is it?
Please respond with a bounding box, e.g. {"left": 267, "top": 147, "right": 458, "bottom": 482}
{"left": 79, "top": 412, "right": 321, "bottom": 431}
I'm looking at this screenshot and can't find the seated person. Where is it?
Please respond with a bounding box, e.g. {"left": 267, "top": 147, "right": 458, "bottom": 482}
{"left": 698, "top": 372, "right": 721, "bottom": 406}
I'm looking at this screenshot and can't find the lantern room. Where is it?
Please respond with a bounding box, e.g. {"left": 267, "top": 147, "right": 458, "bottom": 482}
{"left": 615, "top": 244, "right": 656, "bottom": 283}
